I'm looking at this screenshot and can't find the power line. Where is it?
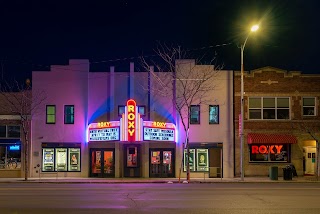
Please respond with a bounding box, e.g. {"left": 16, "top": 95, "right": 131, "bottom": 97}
{"left": 2, "top": 42, "right": 235, "bottom": 72}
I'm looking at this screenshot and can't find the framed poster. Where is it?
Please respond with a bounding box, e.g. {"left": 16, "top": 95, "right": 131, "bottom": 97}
{"left": 55, "top": 148, "right": 67, "bottom": 171}
{"left": 42, "top": 148, "right": 54, "bottom": 171}
{"left": 197, "top": 149, "right": 209, "bottom": 171}
{"left": 68, "top": 148, "right": 81, "bottom": 171}
{"left": 183, "top": 149, "right": 195, "bottom": 171}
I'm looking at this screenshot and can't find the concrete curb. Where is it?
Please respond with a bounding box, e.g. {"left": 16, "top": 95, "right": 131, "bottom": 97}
{"left": 1, "top": 178, "right": 319, "bottom": 184}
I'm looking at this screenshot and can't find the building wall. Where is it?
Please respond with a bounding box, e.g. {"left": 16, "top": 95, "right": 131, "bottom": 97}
{"left": 32, "top": 59, "right": 89, "bottom": 177}
{"left": 31, "top": 59, "right": 234, "bottom": 178}
{"left": 174, "top": 60, "right": 234, "bottom": 178}
{"left": 234, "top": 66, "right": 320, "bottom": 176}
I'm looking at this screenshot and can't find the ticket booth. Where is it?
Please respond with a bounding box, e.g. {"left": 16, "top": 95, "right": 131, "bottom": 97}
{"left": 123, "top": 144, "right": 141, "bottom": 177}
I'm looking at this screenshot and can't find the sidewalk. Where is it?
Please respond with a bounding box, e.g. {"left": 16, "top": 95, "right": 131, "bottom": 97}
{"left": 0, "top": 176, "right": 319, "bottom": 183}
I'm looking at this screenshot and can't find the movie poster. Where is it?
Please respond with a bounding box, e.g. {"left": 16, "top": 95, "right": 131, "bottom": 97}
{"left": 42, "top": 148, "right": 54, "bottom": 171}
{"left": 55, "top": 148, "right": 67, "bottom": 171}
{"left": 68, "top": 148, "right": 80, "bottom": 171}
{"left": 197, "top": 149, "right": 209, "bottom": 171}
{"left": 184, "top": 149, "right": 195, "bottom": 171}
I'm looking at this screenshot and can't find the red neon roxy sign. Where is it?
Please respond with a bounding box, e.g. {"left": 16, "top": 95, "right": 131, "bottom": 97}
{"left": 127, "top": 99, "right": 136, "bottom": 142}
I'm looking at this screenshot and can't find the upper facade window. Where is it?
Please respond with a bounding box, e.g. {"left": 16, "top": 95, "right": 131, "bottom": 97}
{"left": 190, "top": 105, "right": 200, "bottom": 124}
{"left": 118, "top": 105, "right": 125, "bottom": 116}
{"left": 64, "top": 105, "right": 75, "bottom": 124}
{"left": 249, "top": 97, "right": 290, "bottom": 120}
{"left": 0, "top": 125, "right": 20, "bottom": 138}
{"left": 302, "top": 97, "right": 316, "bottom": 116}
{"left": 118, "top": 105, "right": 146, "bottom": 116}
{"left": 46, "top": 105, "right": 56, "bottom": 124}
{"left": 138, "top": 106, "right": 146, "bottom": 116}
{"left": 209, "top": 105, "right": 219, "bottom": 124}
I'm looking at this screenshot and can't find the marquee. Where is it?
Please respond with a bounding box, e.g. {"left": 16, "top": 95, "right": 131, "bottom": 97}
{"left": 88, "top": 99, "right": 176, "bottom": 142}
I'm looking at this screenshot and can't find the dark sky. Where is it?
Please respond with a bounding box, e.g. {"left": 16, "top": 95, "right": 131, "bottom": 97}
{"left": 1, "top": 0, "right": 320, "bottom": 82}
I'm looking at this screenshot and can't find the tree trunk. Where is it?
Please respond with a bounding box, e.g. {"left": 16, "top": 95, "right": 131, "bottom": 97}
{"left": 317, "top": 140, "right": 319, "bottom": 181}
{"left": 186, "top": 137, "right": 190, "bottom": 182}
{"left": 24, "top": 140, "right": 28, "bottom": 181}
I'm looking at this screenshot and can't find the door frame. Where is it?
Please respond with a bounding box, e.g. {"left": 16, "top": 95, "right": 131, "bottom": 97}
{"left": 123, "top": 144, "right": 141, "bottom": 177}
{"left": 89, "top": 148, "right": 115, "bottom": 178}
{"left": 149, "top": 148, "right": 175, "bottom": 178}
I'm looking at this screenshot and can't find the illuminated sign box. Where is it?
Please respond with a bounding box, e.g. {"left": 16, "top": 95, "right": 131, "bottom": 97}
{"left": 143, "top": 127, "right": 175, "bottom": 141}
{"left": 89, "top": 127, "right": 120, "bottom": 141}
{"left": 9, "top": 145, "right": 20, "bottom": 150}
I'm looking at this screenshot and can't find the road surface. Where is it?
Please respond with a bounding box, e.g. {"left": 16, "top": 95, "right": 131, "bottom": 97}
{"left": 0, "top": 182, "right": 320, "bottom": 213}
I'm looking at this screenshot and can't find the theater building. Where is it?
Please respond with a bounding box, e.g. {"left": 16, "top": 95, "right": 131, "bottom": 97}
{"left": 31, "top": 59, "right": 234, "bottom": 179}
{"left": 234, "top": 67, "right": 320, "bottom": 177}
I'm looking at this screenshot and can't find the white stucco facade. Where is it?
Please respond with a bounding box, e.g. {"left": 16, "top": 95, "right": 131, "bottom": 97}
{"left": 31, "top": 59, "right": 234, "bottom": 179}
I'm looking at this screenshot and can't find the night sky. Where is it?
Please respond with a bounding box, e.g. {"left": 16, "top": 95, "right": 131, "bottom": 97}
{"left": 1, "top": 0, "right": 320, "bottom": 82}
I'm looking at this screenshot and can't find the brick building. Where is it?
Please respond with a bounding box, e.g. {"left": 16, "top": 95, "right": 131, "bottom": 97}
{"left": 0, "top": 92, "right": 26, "bottom": 178}
{"left": 234, "top": 66, "right": 320, "bottom": 177}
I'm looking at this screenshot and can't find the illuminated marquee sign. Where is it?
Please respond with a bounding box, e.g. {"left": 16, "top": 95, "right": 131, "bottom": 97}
{"left": 143, "top": 127, "right": 175, "bottom": 141}
{"left": 88, "top": 121, "right": 120, "bottom": 142}
{"left": 127, "top": 99, "right": 136, "bottom": 142}
{"left": 89, "top": 127, "right": 120, "bottom": 141}
{"left": 88, "top": 99, "right": 176, "bottom": 142}
{"left": 251, "top": 145, "right": 283, "bottom": 154}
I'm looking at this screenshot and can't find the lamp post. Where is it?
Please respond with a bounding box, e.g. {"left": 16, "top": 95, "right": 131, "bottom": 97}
{"left": 240, "top": 24, "right": 259, "bottom": 181}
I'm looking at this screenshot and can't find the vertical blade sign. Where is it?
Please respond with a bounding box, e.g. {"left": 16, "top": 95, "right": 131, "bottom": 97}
{"left": 127, "top": 99, "right": 136, "bottom": 142}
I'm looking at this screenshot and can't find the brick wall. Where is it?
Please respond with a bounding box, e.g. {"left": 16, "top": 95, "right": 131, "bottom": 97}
{"left": 234, "top": 66, "right": 320, "bottom": 176}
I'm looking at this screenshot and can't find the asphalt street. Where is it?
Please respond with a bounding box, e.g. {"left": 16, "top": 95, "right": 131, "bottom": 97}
{"left": 0, "top": 183, "right": 320, "bottom": 214}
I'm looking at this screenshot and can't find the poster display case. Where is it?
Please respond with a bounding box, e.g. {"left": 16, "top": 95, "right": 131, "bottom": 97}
{"left": 183, "top": 149, "right": 195, "bottom": 171}
{"left": 42, "top": 148, "right": 54, "bottom": 171}
{"left": 68, "top": 148, "right": 81, "bottom": 171}
{"left": 196, "top": 149, "right": 209, "bottom": 171}
{"left": 55, "top": 148, "right": 67, "bottom": 171}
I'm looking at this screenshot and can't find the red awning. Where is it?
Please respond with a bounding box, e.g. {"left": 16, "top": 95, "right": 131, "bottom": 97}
{"left": 247, "top": 133, "right": 297, "bottom": 144}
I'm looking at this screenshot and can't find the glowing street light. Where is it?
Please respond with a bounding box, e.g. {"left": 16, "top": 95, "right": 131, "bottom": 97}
{"left": 240, "top": 24, "right": 259, "bottom": 181}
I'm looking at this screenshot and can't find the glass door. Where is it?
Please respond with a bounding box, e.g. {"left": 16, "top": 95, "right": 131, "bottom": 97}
{"left": 150, "top": 149, "right": 175, "bottom": 178}
{"left": 150, "top": 150, "right": 161, "bottom": 177}
{"left": 90, "top": 149, "right": 115, "bottom": 177}
{"left": 163, "top": 151, "right": 173, "bottom": 175}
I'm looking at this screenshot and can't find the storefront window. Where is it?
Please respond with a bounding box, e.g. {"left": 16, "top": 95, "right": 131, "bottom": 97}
{"left": 0, "top": 126, "right": 6, "bottom": 137}
{"left": 249, "top": 144, "right": 289, "bottom": 162}
{"left": 8, "top": 126, "right": 20, "bottom": 138}
{"left": 0, "top": 144, "right": 21, "bottom": 170}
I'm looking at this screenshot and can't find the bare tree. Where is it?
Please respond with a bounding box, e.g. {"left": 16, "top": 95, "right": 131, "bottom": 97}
{"left": 140, "top": 44, "right": 222, "bottom": 182}
{"left": 0, "top": 79, "right": 46, "bottom": 180}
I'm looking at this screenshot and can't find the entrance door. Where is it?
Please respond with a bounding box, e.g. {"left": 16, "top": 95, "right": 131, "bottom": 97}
{"left": 304, "top": 147, "right": 316, "bottom": 175}
{"left": 209, "top": 148, "right": 222, "bottom": 178}
{"left": 150, "top": 149, "right": 175, "bottom": 178}
{"left": 90, "top": 149, "right": 115, "bottom": 177}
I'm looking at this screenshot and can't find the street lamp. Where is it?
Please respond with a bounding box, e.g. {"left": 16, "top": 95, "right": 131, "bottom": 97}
{"left": 240, "top": 24, "right": 259, "bottom": 181}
